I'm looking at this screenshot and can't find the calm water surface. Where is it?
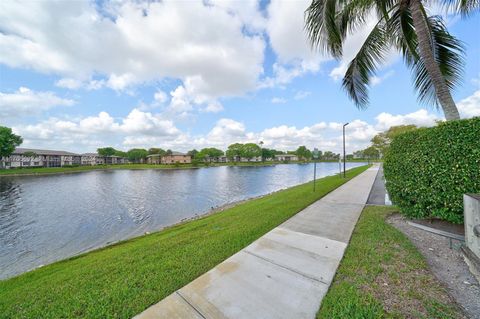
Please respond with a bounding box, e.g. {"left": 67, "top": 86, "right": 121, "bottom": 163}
{"left": 0, "top": 162, "right": 364, "bottom": 279}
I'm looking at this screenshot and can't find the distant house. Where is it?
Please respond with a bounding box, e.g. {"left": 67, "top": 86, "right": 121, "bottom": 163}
{"left": 105, "top": 155, "right": 127, "bottom": 165}
{"left": 0, "top": 148, "right": 131, "bottom": 169}
{"left": 229, "top": 156, "right": 262, "bottom": 162}
{"left": 146, "top": 154, "right": 161, "bottom": 164}
{"left": 204, "top": 155, "right": 229, "bottom": 163}
{"left": 81, "top": 153, "right": 103, "bottom": 166}
{"left": 161, "top": 152, "right": 192, "bottom": 164}
{"left": 2, "top": 148, "right": 80, "bottom": 168}
{"left": 274, "top": 154, "right": 298, "bottom": 162}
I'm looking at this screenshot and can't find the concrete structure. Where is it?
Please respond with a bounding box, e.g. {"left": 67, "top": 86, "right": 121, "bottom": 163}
{"left": 0, "top": 148, "right": 129, "bottom": 169}
{"left": 2, "top": 148, "right": 80, "bottom": 168}
{"left": 204, "top": 155, "right": 228, "bottom": 163}
{"left": 135, "top": 165, "right": 379, "bottom": 319}
{"left": 161, "top": 152, "right": 192, "bottom": 164}
{"left": 463, "top": 194, "right": 480, "bottom": 279}
{"left": 146, "top": 154, "right": 162, "bottom": 165}
{"left": 81, "top": 153, "right": 105, "bottom": 166}
{"left": 274, "top": 154, "right": 298, "bottom": 162}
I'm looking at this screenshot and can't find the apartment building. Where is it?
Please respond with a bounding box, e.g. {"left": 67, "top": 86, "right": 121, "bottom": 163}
{"left": 161, "top": 152, "right": 192, "bottom": 164}
{"left": 1, "top": 148, "right": 128, "bottom": 169}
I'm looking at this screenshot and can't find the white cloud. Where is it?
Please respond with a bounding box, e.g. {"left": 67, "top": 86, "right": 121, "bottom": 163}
{"left": 13, "top": 108, "right": 181, "bottom": 151}
{"left": 375, "top": 109, "right": 440, "bottom": 131}
{"left": 294, "top": 91, "right": 311, "bottom": 100}
{"left": 0, "top": 87, "right": 74, "bottom": 118}
{"left": 457, "top": 90, "right": 480, "bottom": 118}
{"left": 271, "top": 97, "right": 287, "bottom": 104}
{"left": 55, "top": 78, "right": 83, "bottom": 90}
{"left": 261, "top": 0, "right": 327, "bottom": 88}
{"left": 266, "top": 0, "right": 318, "bottom": 63}
{"left": 202, "top": 101, "right": 224, "bottom": 113}
{"left": 370, "top": 70, "right": 395, "bottom": 87}
{"left": 0, "top": 0, "right": 265, "bottom": 105}
{"left": 208, "top": 118, "right": 248, "bottom": 141}
{"left": 153, "top": 90, "right": 168, "bottom": 104}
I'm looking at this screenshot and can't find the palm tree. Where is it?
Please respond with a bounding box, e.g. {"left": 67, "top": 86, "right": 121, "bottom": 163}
{"left": 305, "top": 0, "right": 478, "bottom": 120}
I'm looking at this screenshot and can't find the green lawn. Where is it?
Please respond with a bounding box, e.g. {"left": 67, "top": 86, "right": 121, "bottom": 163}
{"left": 317, "top": 206, "right": 464, "bottom": 319}
{"left": 0, "top": 161, "right": 313, "bottom": 176}
{"left": 0, "top": 165, "right": 369, "bottom": 318}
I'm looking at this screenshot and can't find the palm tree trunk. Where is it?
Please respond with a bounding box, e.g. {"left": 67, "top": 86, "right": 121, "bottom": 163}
{"left": 410, "top": 0, "right": 460, "bottom": 120}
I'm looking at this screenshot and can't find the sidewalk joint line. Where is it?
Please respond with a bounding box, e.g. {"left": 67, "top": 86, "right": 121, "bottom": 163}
{"left": 242, "top": 250, "right": 329, "bottom": 285}
{"left": 175, "top": 291, "right": 208, "bottom": 319}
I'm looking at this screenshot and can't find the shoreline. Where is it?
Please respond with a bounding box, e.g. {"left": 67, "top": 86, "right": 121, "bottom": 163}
{"left": 0, "top": 162, "right": 286, "bottom": 177}
{"left": 0, "top": 160, "right": 371, "bottom": 177}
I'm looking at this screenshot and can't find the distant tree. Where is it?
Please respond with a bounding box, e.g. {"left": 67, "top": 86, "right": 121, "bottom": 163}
{"left": 165, "top": 149, "right": 173, "bottom": 155}
{"left": 363, "top": 146, "right": 380, "bottom": 160}
{"left": 196, "top": 148, "right": 224, "bottom": 162}
{"left": 371, "top": 125, "right": 418, "bottom": 157}
{"left": 322, "top": 151, "right": 335, "bottom": 160}
{"left": 353, "top": 150, "right": 364, "bottom": 159}
{"left": 226, "top": 143, "right": 244, "bottom": 161}
{"left": 114, "top": 150, "right": 127, "bottom": 158}
{"left": 261, "top": 148, "right": 276, "bottom": 161}
{"left": 127, "top": 148, "right": 148, "bottom": 163}
{"left": 295, "top": 146, "right": 312, "bottom": 161}
{"left": 148, "top": 148, "right": 166, "bottom": 156}
{"left": 370, "top": 134, "right": 389, "bottom": 157}
{"left": 97, "top": 147, "right": 116, "bottom": 157}
{"left": 187, "top": 149, "right": 198, "bottom": 158}
{"left": 0, "top": 126, "right": 23, "bottom": 168}
{"left": 242, "top": 143, "right": 262, "bottom": 161}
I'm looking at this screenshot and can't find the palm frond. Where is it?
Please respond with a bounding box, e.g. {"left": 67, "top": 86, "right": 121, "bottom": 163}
{"left": 388, "top": 0, "right": 419, "bottom": 61}
{"left": 342, "top": 23, "right": 391, "bottom": 108}
{"left": 305, "top": 0, "right": 343, "bottom": 57}
{"left": 337, "top": 0, "right": 377, "bottom": 38}
{"left": 409, "top": 16, "right": 465, "bottom": 107}
{"left": 437, "top": 0, "right": 480, "bottom": 16}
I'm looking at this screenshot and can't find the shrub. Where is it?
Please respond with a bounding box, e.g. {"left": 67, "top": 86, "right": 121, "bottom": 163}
{"left": 384, "top": 117, "right": 480, "bottom": 224}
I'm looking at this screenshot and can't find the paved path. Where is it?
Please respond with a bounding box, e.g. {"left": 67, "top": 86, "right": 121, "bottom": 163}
{"left": 367, "top": 164, "right": 386, "bottom": 205}
{"left": 135, "top": 165, "right": 379, "bottom": 319}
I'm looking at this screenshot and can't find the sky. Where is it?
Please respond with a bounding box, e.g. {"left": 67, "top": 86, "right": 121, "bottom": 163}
{"left": 0, "top": 0, "right": 479, "bottom": 154}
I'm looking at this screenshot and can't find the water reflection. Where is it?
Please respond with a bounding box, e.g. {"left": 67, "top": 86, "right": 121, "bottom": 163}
{"left": 0, "top": 162, "right": 364, "bottom": 279}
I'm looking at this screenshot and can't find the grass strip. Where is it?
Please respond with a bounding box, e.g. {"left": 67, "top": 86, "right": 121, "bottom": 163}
{"left": 317, "top": 206, "right": 464, "bottom": 319}
{"left": 0, "top": 165, "right": 369, "bottom": 318}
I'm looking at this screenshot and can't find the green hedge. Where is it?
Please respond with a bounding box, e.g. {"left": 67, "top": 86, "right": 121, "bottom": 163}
{"left": 384, "top": 117, "right": 480, "bottom": 224}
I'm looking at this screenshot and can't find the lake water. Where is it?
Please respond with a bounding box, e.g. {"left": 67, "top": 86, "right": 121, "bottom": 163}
{"left": 0, "top": 162, "right": 365, "bottom": 279}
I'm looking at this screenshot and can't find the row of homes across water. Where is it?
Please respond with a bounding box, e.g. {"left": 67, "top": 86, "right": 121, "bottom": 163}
{"left": 1, "top": 148, "right": 129, "bottom": 169}
{"left": 1, "top": 148, "right": 300, "bottom": 169}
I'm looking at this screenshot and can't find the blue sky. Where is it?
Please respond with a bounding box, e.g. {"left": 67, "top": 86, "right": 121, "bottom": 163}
{"left": 0, "top": 0, "right": 479, "bottom": 154}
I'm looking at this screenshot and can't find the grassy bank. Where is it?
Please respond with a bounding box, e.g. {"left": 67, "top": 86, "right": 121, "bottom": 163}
{"left": 0, "top": 161, "right": 311, "bottom": 176}
{"left": 317, "top": 206, "right": 464, "bottom": 319}
{"left": 0, "top": 165, "right": 369, "bottom": 318}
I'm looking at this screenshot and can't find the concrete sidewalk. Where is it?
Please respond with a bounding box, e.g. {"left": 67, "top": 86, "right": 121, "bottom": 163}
{"left": 135, "top": 165, "right": 379, "bottom": 319}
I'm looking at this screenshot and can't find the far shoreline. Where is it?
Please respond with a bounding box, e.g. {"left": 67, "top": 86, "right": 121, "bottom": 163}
{"left": 0, "top": 160, "right": 373, "bottom": 177}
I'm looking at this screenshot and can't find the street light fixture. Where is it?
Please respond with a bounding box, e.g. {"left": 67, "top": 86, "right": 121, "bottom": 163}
{"left": 343, "top": 122, "right": 349, "bottom": 178}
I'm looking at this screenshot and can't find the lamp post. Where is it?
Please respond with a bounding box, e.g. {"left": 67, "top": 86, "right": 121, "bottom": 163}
{"left": 259, "top": 140, "right": 264, "bottom": 162}
{"left": 313, "top": 148, "right": 319, "bottom": 192}
{"left": 343, "top": 122, "right": 349, "bottom": 178}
